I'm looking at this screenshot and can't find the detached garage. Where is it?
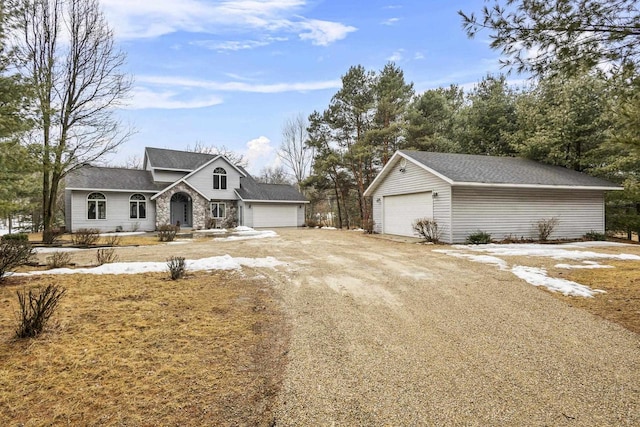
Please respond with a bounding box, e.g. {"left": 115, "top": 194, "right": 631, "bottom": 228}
{"left": 364, "top": 150, "right": 622, "bottom": 243}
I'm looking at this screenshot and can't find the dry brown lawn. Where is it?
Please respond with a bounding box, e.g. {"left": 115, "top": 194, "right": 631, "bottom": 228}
{"left": 0, "top": 270, "right": 287, "bottom": 426}
{"left": 556, "top": 260, "right": 640, "bottom": 334}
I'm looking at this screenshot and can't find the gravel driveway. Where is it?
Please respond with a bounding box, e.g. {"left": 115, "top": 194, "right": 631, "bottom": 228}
{"left": 53, "top": 228, "right": 640, "bottom": 425}
{"left": 255, "top": 229, "right": 638, "bottom": 426}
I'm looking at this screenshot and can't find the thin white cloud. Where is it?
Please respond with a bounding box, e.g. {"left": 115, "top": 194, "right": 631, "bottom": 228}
{"left": 192, "top": 36, "right": 288, "bottom": 52}
{"left": 381, "top": 17, "right": 400, "bottom": 26}
{"left": 101, "top": 0, "right": 355, "bottom": 46}
{"left": 387, "top": 49, "right": 404, "bottom": 62}
{"left": 414, "top": 52, "right": 425, "bottom": 60}
{"left": 124, "top": 87, "right": 224, "bottom": 110}
{"left": 297, "top": 19, "right": 357, "bottom": 46}
{"left": 137, "top": 75, "right": 342, "bottom": 94}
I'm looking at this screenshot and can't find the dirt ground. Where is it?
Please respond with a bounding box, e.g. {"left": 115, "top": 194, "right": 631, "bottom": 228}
{"left": 17, "top": 229, "right": 640, "bottom": 425}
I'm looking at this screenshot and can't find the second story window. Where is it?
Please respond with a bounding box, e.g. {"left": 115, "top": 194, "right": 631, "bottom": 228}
{"left": 213, "top": 167, "right": 227, "bottom": 190}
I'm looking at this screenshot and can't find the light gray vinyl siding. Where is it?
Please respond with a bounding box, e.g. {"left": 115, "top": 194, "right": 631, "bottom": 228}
{"left": 70, "top": 191, "right": 156, "bottom": 232}
{"left": 185, "top": 158, "right": 240, "bottom": 200}
{"left": 451, "top": 187, "right": 605, "bottom": 243}
{"left": 371, "top": 159, "right": 452, "bottom": 242}
{"left": 64, "top": 190, "right": 72, "bottom": 231}
{"left": 153, "top": 170, "right": 188, "bottom": 182}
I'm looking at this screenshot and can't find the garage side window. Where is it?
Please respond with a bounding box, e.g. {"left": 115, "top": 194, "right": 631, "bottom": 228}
{"left": 130, "top": 194, "right": 147, "bottom": 219}
{"left": 87, "top": 192, "right": 106, "bottom": 220}
{"left": 210, "top": 202, "right": 226, "bottom": 218}
{"left": 213, "top": 167, "right": 227, "bottom": 190}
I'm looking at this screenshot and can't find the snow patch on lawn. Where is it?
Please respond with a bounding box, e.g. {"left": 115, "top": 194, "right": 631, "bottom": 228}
{"left": 455, "top": 243, "right": 640, "bottom": 261}
{"left": 98, "top": 231, "right": 146, "bottom": 237}
{"left": 511, "top": 265, "right": 606, "bottom": 297}
{"left": 33, "top": 247, "right": 87, "bottom": 254}
{"left": 555, "top": 261, "right": 614, "bottom": 269}
{"left": 215, "top": 227, "right": 278, "bottom": 241}
{"left": 194, "top": 228, "right": 228, "bottom": 234}
{"left": 434, "top": 242, "right": 639, "bottom": 297}
{"left": 10, "top": 255, "right": 285, "bottom": 276}
{"left": 434, "top": 249, "right": 508, "bottom": 270}
{"left": 321, "top": 226, "right": 337, "bottom": 230}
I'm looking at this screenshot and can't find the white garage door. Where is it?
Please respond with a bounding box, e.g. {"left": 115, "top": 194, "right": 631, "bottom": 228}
{"left": 383, "top": 192, "right": 433, "bottom": 237}
{"left": 253, "top": 204, "right": 298, "bottom": 227}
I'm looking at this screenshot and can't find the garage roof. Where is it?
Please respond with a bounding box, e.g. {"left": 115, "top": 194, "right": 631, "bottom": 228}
{"left": 365, "top": 150, "right": 622, "bottom": 195}
{"left": 236, "top": 174, "right": 307, "bottom": 202}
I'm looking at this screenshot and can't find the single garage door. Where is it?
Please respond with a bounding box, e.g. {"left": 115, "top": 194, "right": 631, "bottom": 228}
{"left": 252, "top": 204, "right": 298, "bottom": 227}
{"left": 383, "top": 192, "right": 433, "bottom": 237}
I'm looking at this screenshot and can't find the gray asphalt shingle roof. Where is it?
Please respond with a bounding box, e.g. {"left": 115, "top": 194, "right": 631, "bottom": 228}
{"left": 237, "top": 175, "right": 307, "bottom": 202}
{"left": 401, "top": 151, "right": 621, "bottom": 188}
{"left": 145, "top": 147, "right": 214, "bottom": 170}
{"left": 66, "top": 166, "right": 165, "bottom": 191}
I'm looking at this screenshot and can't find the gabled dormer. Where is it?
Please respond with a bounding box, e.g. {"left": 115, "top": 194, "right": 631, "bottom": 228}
{"left": 144, "top": 147, "right": 216, "bottom": 183}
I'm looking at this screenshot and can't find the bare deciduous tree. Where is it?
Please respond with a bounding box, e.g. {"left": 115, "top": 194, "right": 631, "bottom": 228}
{"left": 185, "top": 141, "right": 248, "bottom": 168}
{"left": 279, "top": 113, "right": 314, "bottom": 190}
{"left": 256, "top": 165, "right": 291, "bottom": 185}
{"left": 8, "top": 0, "right": 132, "bottom": 240}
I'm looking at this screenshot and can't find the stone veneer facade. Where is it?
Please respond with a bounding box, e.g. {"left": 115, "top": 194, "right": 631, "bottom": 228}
{"left": 155, "top": 182, "right": 209, "bottom": 230}
{"left": 154, "top": 182, "right": 239, "bottom": 230}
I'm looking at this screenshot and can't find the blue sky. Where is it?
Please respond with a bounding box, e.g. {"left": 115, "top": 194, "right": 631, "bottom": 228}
{"left": 101, "top": 0, "right": 518, "bottom": 174}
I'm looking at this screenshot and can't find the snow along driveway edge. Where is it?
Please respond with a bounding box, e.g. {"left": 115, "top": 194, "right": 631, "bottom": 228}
{"left": 9, "top": 255, "right": 286, "bottom": 276}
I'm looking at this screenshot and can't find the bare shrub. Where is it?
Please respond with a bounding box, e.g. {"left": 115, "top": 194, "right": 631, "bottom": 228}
{"left": 157, "top": 224, "right": 178, "bottom": 242}
{"left": 72, "top": 228, "right": 100, "bottom": 246}
{"left": 205, "top": 218, "right": 217, "bottom": 229}
{"left": 15, "top": 285, "right": 66, "bottom": 338}
{"left": 130, "top": 222, "right": 140, "bottom": 232}
{"left": 167, "top": 256, "right": 186, "bottom": 280}
{"left": 96, "top": 248, "right": 119, "bottom": 265}
{"left": 221, "top": 206, "right": 238, "bottom": 229}
{"left": 537, "top": 217, "right": 559, "bottom": 241}
{"left": 412, "top": 218, "right": 441, "bottom": 243}
{"left": 42, "top": 228, "right": 63, "bottom": 244}
{"left": 46, "top": 251, "right": 72, "bottom": 269}
{"left": 103, "top": 234, "right": 121, "bottom": 246}
{"left": 0, "top": 240, "right": 35, "bottom": 281}
{"left": 362, "top": 218, "right": 375, "bottom": 234}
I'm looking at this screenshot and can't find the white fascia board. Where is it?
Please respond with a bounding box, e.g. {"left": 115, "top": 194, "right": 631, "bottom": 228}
{"left": 152, "top": 167, "right": 193, "bottom": 173}
{"left": 363, "top": 151, "right": 403, "bottom": 196}
{"left": 240, "top": 199, "right": 309, "bottom": 204}
{"left": 364, "top": 151, "right": 455, "bottom": 196}
{"left": 150, "top": 179, "right": 210, "bottom": 201}
{"left": 66, "top": 187, "right": 158, "bottom": 193}
{"left": 451, "top": 182, "right": 624, "bottom": 191}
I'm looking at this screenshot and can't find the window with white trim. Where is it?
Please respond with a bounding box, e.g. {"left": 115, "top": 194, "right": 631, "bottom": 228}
{"left": 210, "top": 202, "right": 226, "bottom": 218}
{"left": 87, "top": 192, "right": 106, "bottom": 220}
{"left": 129, "top": 194, "right": 147, "bottom": 219}
{"left": 213, "top": 167, "right": 227, "bottom": 190}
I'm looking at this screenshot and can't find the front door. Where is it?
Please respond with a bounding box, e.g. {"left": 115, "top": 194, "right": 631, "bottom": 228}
{"left": 170, "top": 192, "right": 192, "bottom": 227}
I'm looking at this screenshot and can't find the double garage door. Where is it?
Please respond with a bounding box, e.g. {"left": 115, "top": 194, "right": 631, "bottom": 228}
{"left": 383, "top": 192, "right": 433, "bottom": 237}
{"left": 252, "top": 204, "right": 298, "bottom": 228}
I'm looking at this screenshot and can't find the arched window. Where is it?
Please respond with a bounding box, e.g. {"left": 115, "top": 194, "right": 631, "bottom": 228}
{"left": 87, "top": 192, "right": 106, "bottom": 220}
{"left": 213, "top": 167, "right": 227, "bottom": 190}
{"left": 129, "top": 194, "right": 146, "bottom": 219}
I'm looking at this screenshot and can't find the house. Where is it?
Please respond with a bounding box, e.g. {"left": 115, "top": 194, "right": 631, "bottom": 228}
{"left": 363, "top": 150, "right": 622, "bottom": 243}
{"left": 64, "top": 147, "right": 308, "bottom": 232}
